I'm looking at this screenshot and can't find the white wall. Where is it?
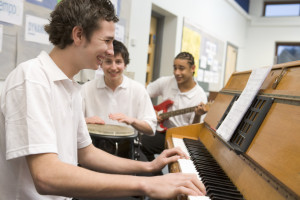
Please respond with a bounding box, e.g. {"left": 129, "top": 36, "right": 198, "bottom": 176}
{"left": 1, "top": 0, "right": 299, "bottom": 95}
{"left": 122, "top": 0, "right": 300, "bottom": 88}
{"left": 123, "top": 0, "right": 249, "bottom": 87}
{"left": 125, "top": 0, "right": 152, "bottom": 84}
{"left": 238, "top": 0, "right": 300, "bottom": 71}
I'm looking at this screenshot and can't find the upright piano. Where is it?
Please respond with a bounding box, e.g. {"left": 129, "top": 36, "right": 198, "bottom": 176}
{"left": 166, "top": 61, "right": 300, "bottom": 200}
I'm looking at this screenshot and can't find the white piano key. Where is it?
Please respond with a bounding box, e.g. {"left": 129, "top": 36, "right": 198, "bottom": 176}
{"left": 173, "top": 138, "right": 210, "bottom": 200}
{"left": 177, "top": 159, "right": 197, "bottom": 174}
{"left": 172, "top": 137, "right": 190, "bottom": 156}
{"left": 188, "top": 196, "right": 211, "bottom": 200}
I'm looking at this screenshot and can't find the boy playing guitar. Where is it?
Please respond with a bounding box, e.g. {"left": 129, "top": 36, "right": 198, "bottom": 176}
{"left": 141, "top": 52, "right": 208, "bottom": 166}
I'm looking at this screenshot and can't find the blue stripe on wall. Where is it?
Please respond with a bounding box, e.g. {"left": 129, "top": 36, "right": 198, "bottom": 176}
{"left": 235, "top": 0, "right": 249, "bottom": 13}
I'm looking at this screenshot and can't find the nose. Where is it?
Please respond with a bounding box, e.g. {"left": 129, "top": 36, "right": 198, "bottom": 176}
{"left": 174, "top": 68, "right": 180, "bottom": 75}
{"left": 111, "top": 61, "right": 117, "bottom": 69}
{"left": 106, "top": 42, "right": 114, "bottom": 56}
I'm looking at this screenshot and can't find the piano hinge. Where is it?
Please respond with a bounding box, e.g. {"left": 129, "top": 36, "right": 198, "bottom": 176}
{"left": 272, "top": 67, "right": 287, "bottom": 89}
{"left": 239, "top": 154, "right": 299, "bottom": 200}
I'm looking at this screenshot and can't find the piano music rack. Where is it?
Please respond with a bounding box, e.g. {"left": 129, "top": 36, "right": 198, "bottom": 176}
{"left": 216, "top": 95, "right": 274, "bottom": 154}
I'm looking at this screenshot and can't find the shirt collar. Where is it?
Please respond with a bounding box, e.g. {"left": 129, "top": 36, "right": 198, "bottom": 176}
{"left": 96, "top": 74, "right": 128, "bottom": 89}
{"left": 171, "top": 76, "right": 198, "bottom": 99}
{"left": 182, "top": 84, "right": 198, "bottom": 99}
{"left": 38, "top": 51, "right": 70, "bottom": 82}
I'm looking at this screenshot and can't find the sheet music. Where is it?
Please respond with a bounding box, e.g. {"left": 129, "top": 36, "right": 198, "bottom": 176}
{"left": 217, "top": 66, "right": 272, "bottom": 141}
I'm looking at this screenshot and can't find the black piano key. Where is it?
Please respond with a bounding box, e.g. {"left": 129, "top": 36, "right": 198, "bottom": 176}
{"left": 203, "top": 180, "right": 238, "bottom": 190}
{"left": 202, "top": 176, "right": 234, "bottom": 186}
{"left": 195, "top": 166, "right": 225, "bottom": 174}
{"left": 196, "top": 165, "right": 227, "bottom": 175}
{"left": 206, "top": 184, "right": 242, "bottom": 195}
{"left": 182, "top": 138, "right": 245, "bottom": 200}
{"left": 210, "top": 192, "right": 244, "bottom": 200}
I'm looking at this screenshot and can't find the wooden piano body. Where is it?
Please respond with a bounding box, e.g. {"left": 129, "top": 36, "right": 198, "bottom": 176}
{"left": 166, "top": 60, "right": 300, "bottom": 200}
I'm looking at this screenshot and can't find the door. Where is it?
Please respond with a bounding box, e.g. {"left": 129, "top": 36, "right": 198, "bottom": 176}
{"left": 146, "top": 16, "right": 157, "bottom": 86}
{"left": 224, "top": 43, "right": 238, "bottom": 85}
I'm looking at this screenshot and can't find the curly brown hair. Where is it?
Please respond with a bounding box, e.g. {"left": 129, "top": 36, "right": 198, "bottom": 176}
{"left": 113, "top": 40, "right": 130, "bottom": 65}
{"left": 44, "top": 0, "right": 119, "bottom": 49}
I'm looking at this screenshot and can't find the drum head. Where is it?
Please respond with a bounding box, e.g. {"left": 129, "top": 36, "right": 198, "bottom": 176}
{"left": 87, "top": 124, "right": 134, "bottom": 136}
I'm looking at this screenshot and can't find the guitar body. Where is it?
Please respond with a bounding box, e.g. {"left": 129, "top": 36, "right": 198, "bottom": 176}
{"left": 154, "top": 100, "right": 174, "bottom": 132}
{"left": 153, "top": 100, "right": 211, "bottom": 133}
{"left": 153, "top": 99, "right": 174, "bottom": 113}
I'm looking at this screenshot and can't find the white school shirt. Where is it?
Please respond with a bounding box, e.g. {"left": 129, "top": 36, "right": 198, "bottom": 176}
{"left": 0, "top": 51, "right": 92, "bottom": 200}
{"left": 147, "top": 76, "right": 207, "bottom": 129}
{"left": 81, "top": 74, "right": 157, "bottom": 134}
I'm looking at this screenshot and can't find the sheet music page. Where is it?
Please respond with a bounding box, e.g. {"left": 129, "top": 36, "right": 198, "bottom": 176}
{"left": 216, "top": 66, "right": 272, "bottom": 141}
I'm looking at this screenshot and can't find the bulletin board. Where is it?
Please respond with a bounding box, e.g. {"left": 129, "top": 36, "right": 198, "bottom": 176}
{"left": 181, "top": 18, "right": 225, "bottom": 92}
{"left": 0, "top": 0, "right": 124, "bottom": 82}
{"left": 0, "top": 0, "right": 54, "bottom": 80}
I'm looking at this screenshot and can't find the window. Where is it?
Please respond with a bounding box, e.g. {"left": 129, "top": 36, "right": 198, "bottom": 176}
{"left": 275, "top": 42, "right": 300, "bottom": 64}
{"left": 264, "top": 1, "right": 300, "bottom": 17}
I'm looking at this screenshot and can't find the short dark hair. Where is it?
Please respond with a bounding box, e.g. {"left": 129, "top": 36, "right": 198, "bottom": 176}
{"left": 113, "top": 40, "right": 130, "bottom": 65}
{"left": 45, "top": 0, "right": 119, "bottom": 49}
{"left": 175, "top": 52, "right": 195, "bottom": 67}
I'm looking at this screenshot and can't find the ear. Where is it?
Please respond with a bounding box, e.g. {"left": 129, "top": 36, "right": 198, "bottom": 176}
{"left": 191, "top": 64, "right": 196, "bottom": 72}
{"left": 72, "top": 26, "right": 84, "bottom": 46}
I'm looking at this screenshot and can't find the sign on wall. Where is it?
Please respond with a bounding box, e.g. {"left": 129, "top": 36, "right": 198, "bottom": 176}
{"left": 0, "top": 0, "right": 24, "bottom": 25}
{"left": 25, "top": 15, "right": 50, "bottom": 45}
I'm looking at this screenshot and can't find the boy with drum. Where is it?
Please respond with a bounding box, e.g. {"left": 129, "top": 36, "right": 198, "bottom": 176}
{"left": 81, "top": 39, "right": 157, "bottom": 158}
{"left": 81, "top": 40, "right": 157, "bottom": 136}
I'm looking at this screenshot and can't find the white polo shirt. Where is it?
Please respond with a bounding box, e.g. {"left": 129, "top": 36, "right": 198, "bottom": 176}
{"left": 81, "top": 74, "right": 157, "bottom": 134}
{"left": 147, "top": 76, "right": 207, "bottom": 128}
{"left": 0, "top": 51, "right": 92, "bottom": 200}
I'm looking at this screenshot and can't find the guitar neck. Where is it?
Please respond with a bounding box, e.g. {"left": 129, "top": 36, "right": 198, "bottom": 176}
{"left": 159, "top": 106, "right": 197, "bottom": 119}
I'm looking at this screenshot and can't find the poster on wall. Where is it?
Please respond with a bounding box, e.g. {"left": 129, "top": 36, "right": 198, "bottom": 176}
{"left": 0, "top": 0, "right": 24, "bottom": 25}
{"left": 25, "top": 15, "right": 50, "bottom": 45}
{"left": 181, "top": 18, "right": 225, "bottom": 92}
{"left": 16, "top": 1, "right": 53, "bottom": 65}
{"left": 115, "top": 23, "right": 125, "bottom": 43}
{"left": 110, "top": 0, "right": 120, "bottom": 16}
{"left": 181, "top": 26, "right": 201, "bottom": 76}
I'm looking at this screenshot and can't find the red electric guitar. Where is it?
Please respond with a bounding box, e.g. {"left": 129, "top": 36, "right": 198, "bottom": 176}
{"left": 153, "top": 99, "right": 199, "bottom": 132}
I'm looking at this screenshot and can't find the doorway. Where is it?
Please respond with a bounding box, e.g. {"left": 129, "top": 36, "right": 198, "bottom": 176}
{"left": 224, "top": 43, "right": 238, "bottom": 85}
{"left": 146, "top": 16, "right": 157, "bottom": 86}
{"left": 146, "top": 12, "right": 164, "bottom": 86}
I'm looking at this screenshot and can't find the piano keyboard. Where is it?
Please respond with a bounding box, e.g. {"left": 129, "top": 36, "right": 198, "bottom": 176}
{"left": 172, "top": 138, "right": 209, "bottom": 200}
{"left": 172, "top": 137, "right": 244, "bottom": 200}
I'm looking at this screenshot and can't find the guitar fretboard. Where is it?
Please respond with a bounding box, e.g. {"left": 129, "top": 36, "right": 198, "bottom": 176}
{"left": 159, "top": 106, "right": 197, "bottom": 119}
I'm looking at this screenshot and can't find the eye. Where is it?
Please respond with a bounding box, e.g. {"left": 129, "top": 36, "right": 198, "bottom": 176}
{"left": 116, "top": 60, "right": 123, "bottom": 64}
{"left": 105, "top": 39, "right": 113, "bottom": 45}
{"left": 104, "top": 60, "right": 112, "bottom": 64}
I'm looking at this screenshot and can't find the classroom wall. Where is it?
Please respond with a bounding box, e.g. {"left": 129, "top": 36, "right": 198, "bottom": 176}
{"left": 123, "top": 0, "right": 300, "bottom": 87}
{"left": 238, "top": 1, "right": 300, "bottom": 71}
{"left": 1, "top": 0, "right": 299, "bottom": 94}
{"left": 123, "top": 0, "right": 249, "bottom": 85}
